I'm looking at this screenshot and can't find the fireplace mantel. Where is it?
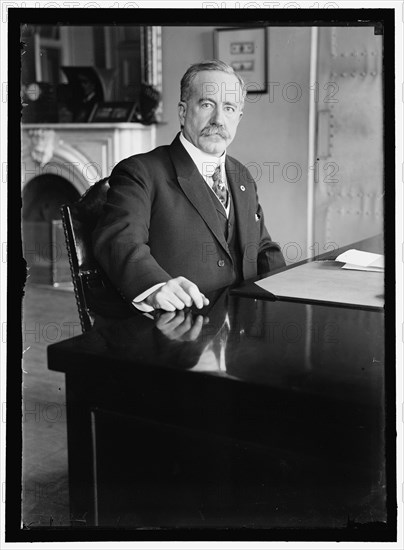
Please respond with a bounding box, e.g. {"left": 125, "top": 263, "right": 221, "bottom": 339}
{"left": 22, "top": 122, "right": 156, "bottom": 193}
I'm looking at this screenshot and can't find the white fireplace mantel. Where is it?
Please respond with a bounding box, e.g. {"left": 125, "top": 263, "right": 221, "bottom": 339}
{"left": 21, "top": 122, "right": 156, "bottom": 194}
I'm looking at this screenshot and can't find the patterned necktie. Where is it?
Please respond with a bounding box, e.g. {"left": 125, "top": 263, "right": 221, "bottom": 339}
{"left": 211, "top": 164, "right": 228, "bottom": 208}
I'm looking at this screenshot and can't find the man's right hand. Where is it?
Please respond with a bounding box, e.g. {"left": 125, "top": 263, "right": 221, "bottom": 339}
{"left": 144, "top": 276, "right": 210, "bottom": 312}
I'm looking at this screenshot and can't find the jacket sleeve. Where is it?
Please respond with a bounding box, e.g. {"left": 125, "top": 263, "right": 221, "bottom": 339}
{"left": 256, "top": 201, "right": 286, "bottom": 275}
{"left": 92, "top": 158, "right": 172, "bottom": 302}
{"left": 247, "top": 168, "right": 286, "bottom": 275}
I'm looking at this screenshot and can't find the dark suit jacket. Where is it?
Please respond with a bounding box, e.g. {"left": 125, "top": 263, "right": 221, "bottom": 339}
{"left": 93, "top": 133, "right": 285, "bottom": 302}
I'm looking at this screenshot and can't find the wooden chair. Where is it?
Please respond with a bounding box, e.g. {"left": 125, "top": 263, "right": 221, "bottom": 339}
{"left": 61, "top": 178, "right": 132, "bottom": 332}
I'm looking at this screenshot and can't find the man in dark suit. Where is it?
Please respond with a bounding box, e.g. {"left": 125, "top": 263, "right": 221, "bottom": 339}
{"left": 93, "top": 60, "right": 285, "bottom": 312}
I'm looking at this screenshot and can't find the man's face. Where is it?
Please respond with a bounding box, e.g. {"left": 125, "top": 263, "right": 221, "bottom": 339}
{"left": 178, "top": 70, "right": 244, "bottom": 156}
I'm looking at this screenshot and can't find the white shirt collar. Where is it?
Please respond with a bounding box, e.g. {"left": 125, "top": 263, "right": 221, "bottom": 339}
{"left": 179, "top": 132, "right": 226, "bottom": 179}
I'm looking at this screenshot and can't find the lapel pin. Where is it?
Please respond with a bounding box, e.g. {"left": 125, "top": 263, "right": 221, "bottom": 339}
{"left": 240, "top": 185, "right": 246, "bottom": 191}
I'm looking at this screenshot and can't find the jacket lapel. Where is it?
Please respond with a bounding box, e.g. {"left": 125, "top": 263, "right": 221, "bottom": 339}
{"left": 225, "top": 155, "right": 251, "bottom": 252}
{"left": 169, "top": 135, "right": 230, "bottom": 254}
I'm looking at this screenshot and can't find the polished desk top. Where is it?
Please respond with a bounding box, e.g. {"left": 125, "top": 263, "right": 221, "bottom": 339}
{"left": 49, "top": 288, "right": 384, "bottom": 397}
{"left": 49, "top": 234, "right": 384, "bottom": 387}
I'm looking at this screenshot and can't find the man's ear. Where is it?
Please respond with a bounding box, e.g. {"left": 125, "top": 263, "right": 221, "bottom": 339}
{"left": 178, "top": 101, "right": 187, "bottom": 125}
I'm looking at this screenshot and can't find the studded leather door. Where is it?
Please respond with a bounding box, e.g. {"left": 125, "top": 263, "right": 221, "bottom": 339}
{"left": 313, "top": 26, "right": 383, "bottom": 253}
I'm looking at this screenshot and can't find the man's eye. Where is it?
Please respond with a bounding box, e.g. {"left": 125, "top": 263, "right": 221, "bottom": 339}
{"left": 225, "top": 106, "right": 236, "bottom": 112}
{"left": 201, "top": 102, "right": 213, "bottom": 108}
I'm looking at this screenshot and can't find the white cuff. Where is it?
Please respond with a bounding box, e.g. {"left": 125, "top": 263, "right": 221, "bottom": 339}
{"left": 132, "top": 282, "right": 166, "bottom": 312}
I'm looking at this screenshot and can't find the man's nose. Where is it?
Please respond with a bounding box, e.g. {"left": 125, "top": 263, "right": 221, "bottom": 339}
{"left": 210, "top": 105, "right": 225, "bottom": 126}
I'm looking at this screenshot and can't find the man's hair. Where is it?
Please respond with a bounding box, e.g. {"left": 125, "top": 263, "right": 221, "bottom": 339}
{"left": 180, "top": 60, "right": 246, "bottom": 106}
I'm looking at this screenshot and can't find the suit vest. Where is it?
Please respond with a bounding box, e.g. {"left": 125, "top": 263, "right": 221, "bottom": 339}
{"left": 208, "top": 187, "right": 243, "bottom": 284}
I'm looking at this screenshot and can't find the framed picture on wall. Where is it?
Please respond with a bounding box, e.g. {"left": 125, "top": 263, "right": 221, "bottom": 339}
{"left": 88, "top": 101, "right": 137, "bottom": 123}
{"left": 214, "top": 27, "right": 267, "bottom": 94}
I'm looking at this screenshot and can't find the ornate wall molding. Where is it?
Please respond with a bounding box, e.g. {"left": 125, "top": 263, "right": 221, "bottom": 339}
{"left": 27, "top": 128, "right": 56, "bottom": 168}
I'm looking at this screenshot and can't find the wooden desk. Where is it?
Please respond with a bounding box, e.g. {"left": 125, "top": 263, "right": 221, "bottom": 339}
{"left": 47, "top": 236, "right": 391, "bottom": 537}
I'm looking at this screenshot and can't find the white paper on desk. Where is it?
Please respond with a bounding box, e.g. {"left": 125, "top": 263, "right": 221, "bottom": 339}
{"left": 255, "top": 261, "right": 384, "bottom": 308}
{"left": 335, "top": 249, "right": 384, "bottom": 271}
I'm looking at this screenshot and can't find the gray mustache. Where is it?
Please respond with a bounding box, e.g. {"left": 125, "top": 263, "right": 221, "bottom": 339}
{"left": 201, "top": 126, "right": 228, "bottom": 139}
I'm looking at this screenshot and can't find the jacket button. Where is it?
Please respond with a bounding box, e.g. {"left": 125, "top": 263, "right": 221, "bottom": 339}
{"left": 218, "top": 260, "right": 225, "bottom": 267}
